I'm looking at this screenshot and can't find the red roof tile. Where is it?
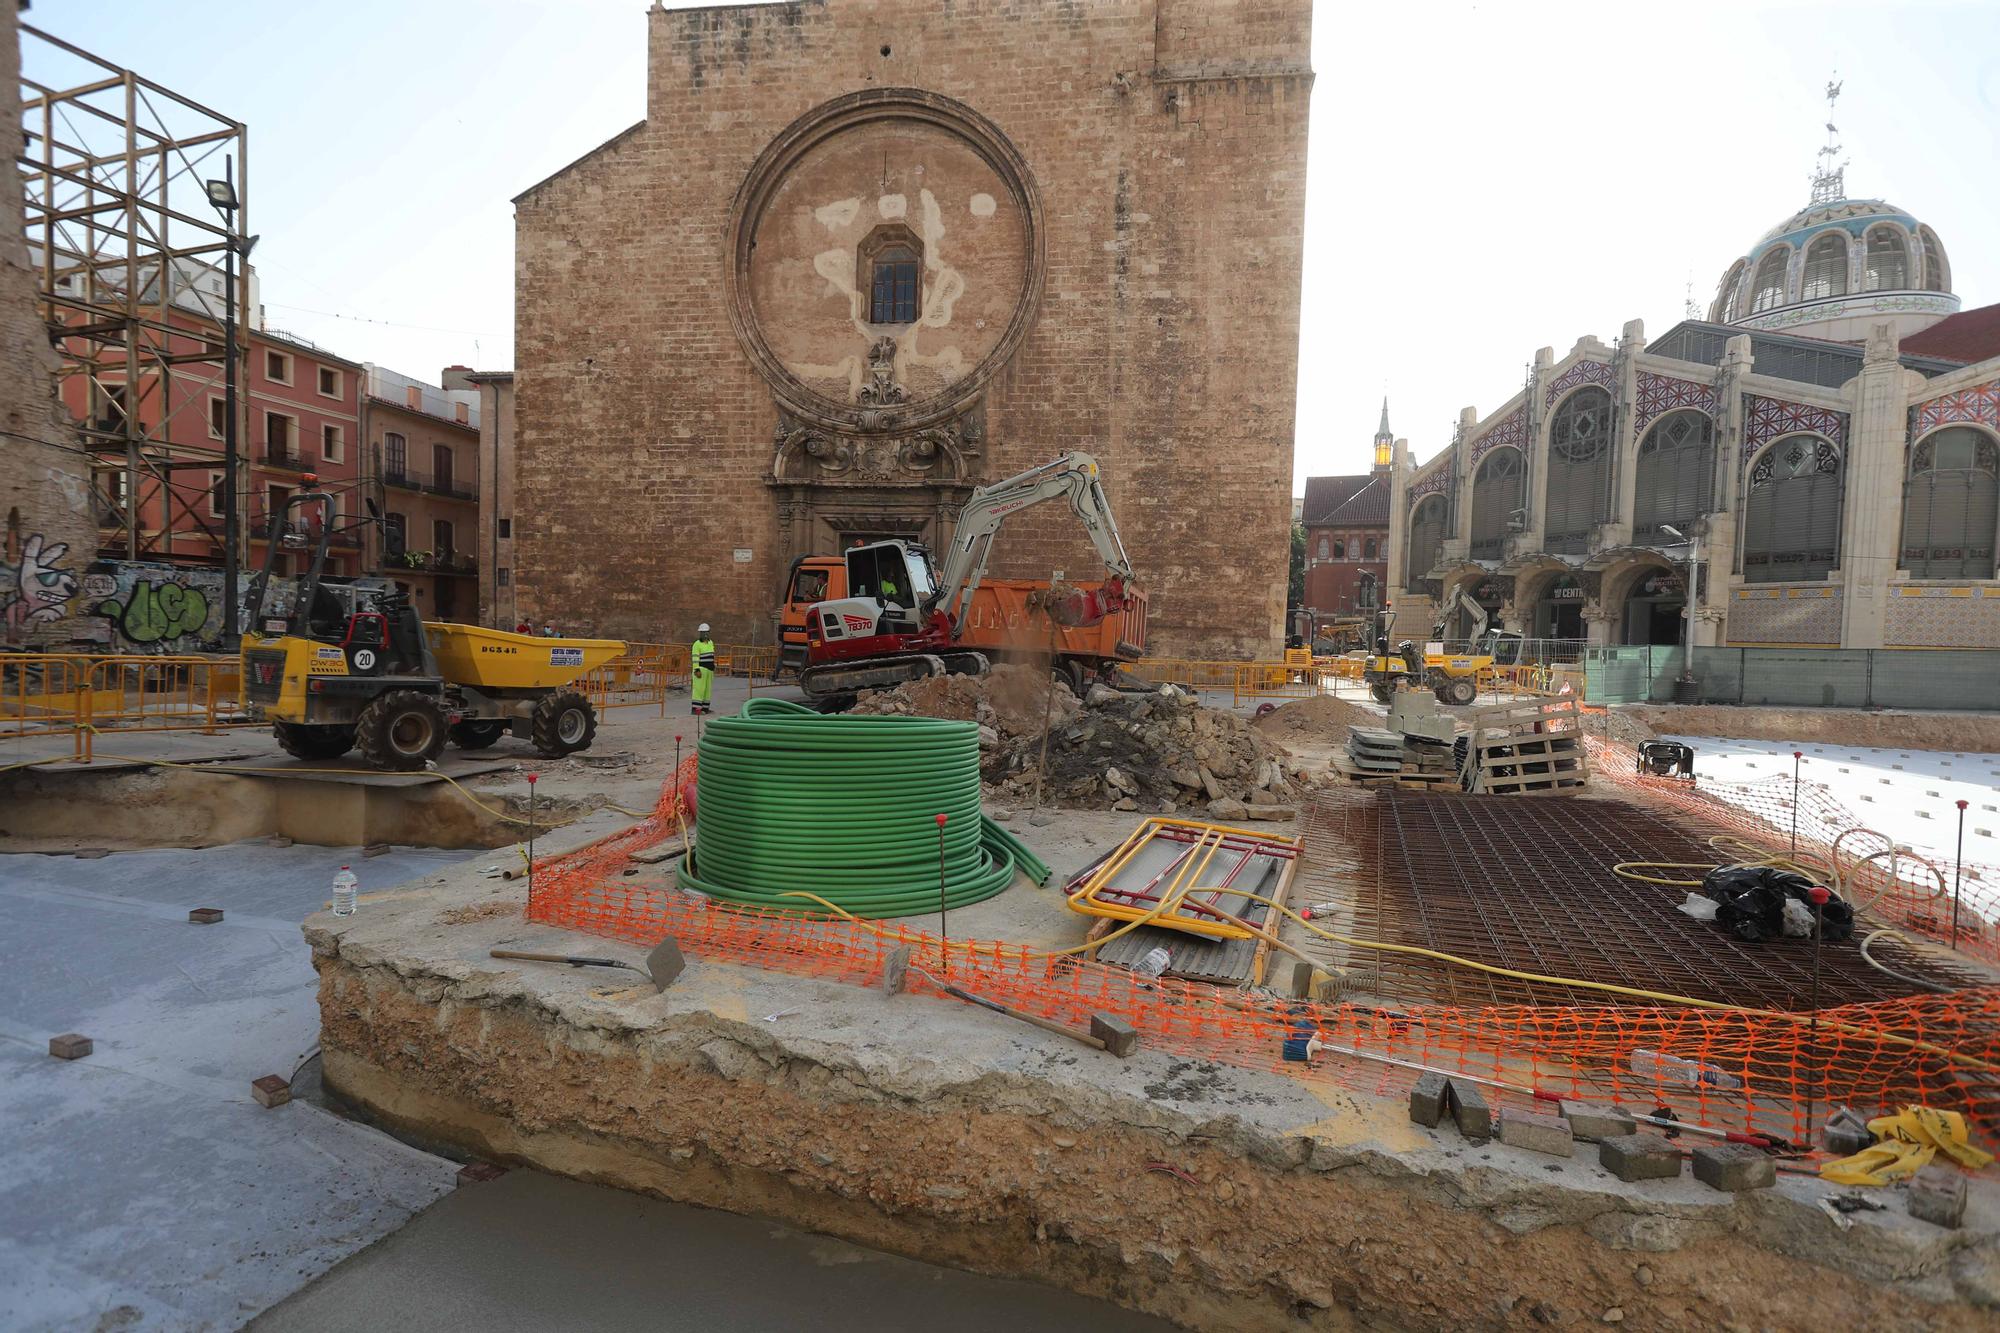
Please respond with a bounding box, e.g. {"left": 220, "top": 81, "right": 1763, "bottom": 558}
{"left": 1900, "top": 302, "right": 2000, "bottom": 365}
{"left": 1301, "top": 474, "right": 1372, "bottom": 525}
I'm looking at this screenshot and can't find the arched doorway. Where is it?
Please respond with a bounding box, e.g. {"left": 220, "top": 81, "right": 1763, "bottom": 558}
{"left": 1536, "top": 573, "right": 1587, "bottom": 641}
{"left": 1623, "top": 566, "right": 1685, "bottom": 645}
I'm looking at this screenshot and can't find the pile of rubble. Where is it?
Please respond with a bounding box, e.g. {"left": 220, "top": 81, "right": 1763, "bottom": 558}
{"left": 852, "top": 668, "right": 1310, "bottom": 817}
{"left": 1249, "top": 693, "right": 1379, "bottom": 740}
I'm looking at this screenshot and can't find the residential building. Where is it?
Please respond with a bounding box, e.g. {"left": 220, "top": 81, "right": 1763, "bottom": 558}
{"left": 1299, "top": 402, "right": 1393, "bottom": 629}
{"left": 467, "top": 370, "right": 517, "bottom": 630}
{"left": 361, "top": 365, "right": 481, "bottom": 623}
{"left": 244, "top": 330, "right": 365, "bottom": 579}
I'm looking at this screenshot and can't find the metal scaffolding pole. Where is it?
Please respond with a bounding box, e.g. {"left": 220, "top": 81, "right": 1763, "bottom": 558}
{"left": 18, "top": 24, "right": 247, "bottom": 576}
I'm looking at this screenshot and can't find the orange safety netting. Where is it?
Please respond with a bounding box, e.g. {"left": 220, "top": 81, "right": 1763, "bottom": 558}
{"left": 526, "top": 745, "right": 2000, "bottom": 1150}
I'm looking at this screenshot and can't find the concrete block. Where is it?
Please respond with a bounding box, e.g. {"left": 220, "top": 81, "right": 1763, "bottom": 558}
{"left": 1409, "top": 1072, "right": 1449, "bottom": 1128}
{"left": 251, "top": 1074, "right": 292, "bottom": 1108}
{"left": 881, "top": 945, "right": 912, "bottom": 996}
{"left": 188, "top": 907, "right": 225, "bottom": 925}
{"left": 362, "top": 842, "right": 392, "bottom": 858}
{"left": 1562, "top": 1101, "right": 1635, "bottom": 1142}
{"left": 1089, "top": 1013, "right": 1139, "bottom": 1058}
{"left": 1599, "top": 1133, "right": 1682, "bottom": 1182}
{"left": 1908, "top": 1164, "right": 1968, "bottom": 1229}
{"left": 1498, "top": 1109, "right": 1575, "bottom": 1157}
{"left": 644, "top": 937, "right": 686, "bottom": 989}
{"left": 48, "top": 1033, "right": 92, "bottom": 1060}
{"left": 1691, "top": 1143, "right": 1775, "bottom": 1192}
{"left": 1288, "top": 960, "right": 1315, "bottom": 999}
{"left": 1445, "top": 1079, "right": 1491, "bottom": 1143}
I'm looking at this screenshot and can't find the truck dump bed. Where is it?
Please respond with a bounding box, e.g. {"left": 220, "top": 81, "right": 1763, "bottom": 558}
{"left": 423, "top": 623, "right": 626, "bottom": 690}
{"left": 956, "top": 578, "right": 1147, "bottom": 663}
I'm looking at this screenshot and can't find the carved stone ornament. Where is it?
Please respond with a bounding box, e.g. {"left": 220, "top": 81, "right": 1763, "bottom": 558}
{"left": 857, "top": 337, "right": 908, "bottom": 408}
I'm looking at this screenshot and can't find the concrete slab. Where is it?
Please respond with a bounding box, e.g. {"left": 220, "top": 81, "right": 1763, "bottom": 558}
{"left": 248, "top": 1169, "right": 1175, "bottom": 1333}
{"left": 0, "top": 841, "right": 479, "bottom": 1330}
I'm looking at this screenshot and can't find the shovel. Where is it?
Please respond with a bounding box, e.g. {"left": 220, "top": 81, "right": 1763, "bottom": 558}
{"left": 489, "top": 937, "right": 686, "bottom": 991}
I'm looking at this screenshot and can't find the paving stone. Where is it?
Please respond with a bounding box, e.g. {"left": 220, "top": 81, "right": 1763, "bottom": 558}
{"left": 1089, "top": 1013, "right": 1138, "bottom": 1058}
{"left": 1908, "top": 1163, "right": 1968, "bottom": 1229}
{"left": 1599, "top": 1133, "right": 1682, "bottom": 1182}
{"left": 1822, "top": 1107, "right": 1873, "bottom": 1157}
{"left": 456, "top": 1161, "right": 508, "bottom": 1184}
{"left": 1562, "top": 1101, "right": 1636, "bottom": 1142}
{"left": 1445, "top": 1078, "right": 1491, "bottom": 1143}
{"left": 251, "top": 1074, "right": 293, "bottom": 1108}
{"left": 1691, "top": 1143, "right": 1775, "bottom": 1192}
{"left": 1408, "top": 1072, "right": 1449, "bottom": 1128}
{"left": 881, "top": 945, "right": 912, "bottom": 996}
{"left": 188, "top": 907, "right": 225, "bottom": 925}
{"left": 1498, "top": 1109, "right": 1574, "bottom": 1157}
{"left": 48, "top": 1033, "right": 92, "bottom": 1060}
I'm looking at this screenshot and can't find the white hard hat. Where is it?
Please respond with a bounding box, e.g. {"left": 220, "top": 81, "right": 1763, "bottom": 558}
{"left": 698, "top": 623, "right": 710, "bottom": 633}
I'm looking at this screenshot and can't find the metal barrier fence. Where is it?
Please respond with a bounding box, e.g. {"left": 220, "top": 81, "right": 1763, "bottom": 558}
{"left": 1585, "top": 646, "right": 2000, "bottom": 709}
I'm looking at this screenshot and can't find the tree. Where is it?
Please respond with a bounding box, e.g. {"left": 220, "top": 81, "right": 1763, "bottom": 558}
{"left": 1287, "top": 522, "right": 1306, "bottom": 608}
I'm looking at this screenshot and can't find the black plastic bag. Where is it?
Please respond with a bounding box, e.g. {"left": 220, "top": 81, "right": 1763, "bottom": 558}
{"left": 1697, "top": 864, "right": 1853, "bottom": 944}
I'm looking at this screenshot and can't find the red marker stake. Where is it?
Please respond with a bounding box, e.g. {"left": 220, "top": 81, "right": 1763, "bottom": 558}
{"left": 1806, "top": 883, "right": 1829, "bottom": 1135}
{"left": 1790, "top": 750, "right": 1803, "bottom": 858}
{"left": 935, "top": 813, "right": 949, "bottom": 970}
{"left": 526, "top": 772, "right": 540, "bottom": 908}
{"left": 1953, "top": 798, "right": 1969, "bottom": 950}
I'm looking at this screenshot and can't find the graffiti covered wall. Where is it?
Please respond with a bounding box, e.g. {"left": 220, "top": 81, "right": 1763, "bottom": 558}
{"left": 3, "top": 555, "right": 302, "bottom": 653}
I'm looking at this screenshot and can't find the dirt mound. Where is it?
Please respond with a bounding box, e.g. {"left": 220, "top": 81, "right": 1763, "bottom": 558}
{"left": 986, "top": 685, "right": 1309, "bottom": 815}
{"left": 850, "top": 662, "right": 1080, "bottom": 742}
{"left": 1250, "top": 694, "right": 1376, "bottom": 739}
{"left": 1624, "top": 704, "right": 2000, "bottom": 754}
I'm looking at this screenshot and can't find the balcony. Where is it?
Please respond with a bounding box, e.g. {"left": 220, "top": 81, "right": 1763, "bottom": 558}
{"left": 261, "top": 440, "right": 309, "bottom": 471}
{"left": 376, "top": 549, "right": 476, "bottom": 577}
{"left": 380, "top": 462, "right": 477, "bottom": 501}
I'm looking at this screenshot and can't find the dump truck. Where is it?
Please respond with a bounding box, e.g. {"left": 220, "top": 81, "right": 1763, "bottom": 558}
{"left": 778, "top": 558, "right": 1146, "bottom": 697}
{"left": 239, "top": 479, "right": 625, "bottom": 769}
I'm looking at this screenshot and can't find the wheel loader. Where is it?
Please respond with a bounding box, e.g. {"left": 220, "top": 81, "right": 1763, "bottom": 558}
{"left": 238, "top": 480, "right": 625, "bottom": 770}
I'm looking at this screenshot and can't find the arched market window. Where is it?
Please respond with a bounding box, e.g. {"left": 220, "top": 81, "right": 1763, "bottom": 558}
{"left": 1864, "top": 226, "right": 1909, "bottom": 291}
{"left": 1633, "top": 410, "right": 1715, "bottom": 541}
{"left": 1406, "top": 495, "right": 1446, "bottom": 585}
{"left": 1801, "top": 233, "right": 1848, "bottom": 301}
{"left": 1470, "top": 447, "right": 1524, "bottom": 560}
{"left": 1901, "top": 427, "right": 1998, "bottom": 579}
{"left": 1750, "top": 247, "right": 1791, "bottom": 313}
{"left": 1544, "top": 388, "right": 1611, "bottom": 554}
{"left": 1743, "top": 435, "right": 1843, "bottom": 582}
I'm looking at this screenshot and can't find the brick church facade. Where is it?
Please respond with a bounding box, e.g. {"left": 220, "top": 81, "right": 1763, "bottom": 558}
{"left": 508, "top": 0, "right": 1312, "bottom": 656}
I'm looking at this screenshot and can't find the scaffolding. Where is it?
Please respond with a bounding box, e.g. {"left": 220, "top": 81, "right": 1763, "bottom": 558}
{"left": 18, "top": 24, "right": 248, "bottom": 563}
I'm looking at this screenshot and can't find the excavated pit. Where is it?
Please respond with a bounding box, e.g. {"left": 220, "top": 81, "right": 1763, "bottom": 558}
{"left": 0, "top": 762, "right": 592, "bottom": 853}
{"left": 305, "top": 820, "right": 2000, "bottom": 1332}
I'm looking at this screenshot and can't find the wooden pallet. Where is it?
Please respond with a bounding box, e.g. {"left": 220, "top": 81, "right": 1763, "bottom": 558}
{"left": 1460, "top": 697, "right": 1588, "bottom": 795}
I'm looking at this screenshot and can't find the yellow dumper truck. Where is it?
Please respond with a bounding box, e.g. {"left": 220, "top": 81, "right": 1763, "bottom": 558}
{"left": 239, "top": 482, "right": 625, "bottom": 769}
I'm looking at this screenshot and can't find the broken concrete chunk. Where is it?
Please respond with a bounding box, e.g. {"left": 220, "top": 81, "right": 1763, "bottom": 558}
{"left": 881, "top": 945, "right": 912, "bottom": 997}
{"left": 1499, "top": 1109, "right": 1575, "bottom": 1157}
{"left": 1242, "top": 805, "right": 1296, "bottom": 821}
{"left": 1908, "top": 1163, "right": 1968, "bottom": 1229}
{"left": 1822, "top": 1106, "right": 1873, "bottom": 1157}
{"left": 1561, "top": 1101, "right": 1636, "bottom": 1143}
{"left": 645, "top": 937, "right": 688, "bottom": 989}
{"left": 978, "top": 724, "right": 1000, "bottom": 749}
{"left": 1085, "top": 684, "right": 1122, "bottom": 708}
{"left": 1104, "top": 766, "right": 1136, "bottom": 795}
{"left": 1168, "top": 769, "right": 1203, "bottom": 790}
{"left": 1598, "top": 1133, "right": 1682, "bottom": 1183}
{"left": 1445, "top": 1079, "right": 1491, "bottom": 1143}
{"left": 1690, "top": 1143, "right": 1775, "bottom": 1192}
{"left": 1206, "top": 798, "right": 1250, "bottom": 820}
{"left": 48, "top": 1033, "right": 92, "bottom": 1060}
{"left": 1409, "top": 1072, "right": 1449, "bottom": 1128}
{"left": 1198, "top": 767, "right": 1223, "bottom": 801}
{"left": 1111, "top": 797, "right": 1138, "bottom": 812}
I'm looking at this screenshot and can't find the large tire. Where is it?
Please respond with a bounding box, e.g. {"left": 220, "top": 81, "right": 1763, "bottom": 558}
{"left": 449, "top": 719, "right": 508, "bottom": 750}
{"left": 1369, "top": 680, "right": 1395, "bottom": 705}
{"left": 355, "top": 690, "right": 447, "bottom": 771}
{"left": 273, "top": 721, "right": 356, "bottom": 762}
{"left": 531, "top": 690, "right": 597, "bottom": 757}
{"left": 1439, "top": 676, "right": 1478, "bottom": 706}
{"left": 1052, "top": 659, "right": 1085, "bottom": 698}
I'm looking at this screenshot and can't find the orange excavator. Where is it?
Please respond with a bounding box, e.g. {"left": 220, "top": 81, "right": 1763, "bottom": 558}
{"left": 799, "top": 453, "right": 1137, "bottom": 707}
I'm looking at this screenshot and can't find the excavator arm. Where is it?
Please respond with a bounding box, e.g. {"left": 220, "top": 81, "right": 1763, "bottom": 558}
{"left": 1432, "top": 586, "right": 1489, "bottom": 643}
{"left": 931, "top": 452, "right": 1136, "bottom": 635}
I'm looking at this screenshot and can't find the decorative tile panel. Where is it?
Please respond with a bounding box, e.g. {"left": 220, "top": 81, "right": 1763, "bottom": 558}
{"left": 1409, "top": 464, "right": 1452, "bottom": 501}
{"left": 1885, "top": 584, "right": 2000, "bottom": 649}
{"left": 1467, "top": 407, "right": 1527, "bottom": 468}
{"left": 1913, "top": 381, "right": 2000, "bottom": 436}
{"left": 1634, "top": 372, "right": 1717, "bottom": 435}
{"left": 1742, "top": 394, "right": 1847, "bottom": 462}
{"left": 1725, "top": 584, "right": 1842, "bottom": 645}
{"left": 1543, "top": 358, "right": 1614, "bottom": 406}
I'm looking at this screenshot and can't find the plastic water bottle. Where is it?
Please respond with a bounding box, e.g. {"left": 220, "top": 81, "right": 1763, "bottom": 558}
{"left": 1134, "top": 947, "right": 1172, "bottom": 979}
{"left": 332, "top": 865, "right": 358, "bottom": 917}
{"left": 1628, "top": 1047, "right": 1741, "bottom": 1091}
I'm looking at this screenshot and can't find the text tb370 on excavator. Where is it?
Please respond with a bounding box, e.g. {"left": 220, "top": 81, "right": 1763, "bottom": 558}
{"left": 799, "top": 452, "right": 1136, "bottom": 708}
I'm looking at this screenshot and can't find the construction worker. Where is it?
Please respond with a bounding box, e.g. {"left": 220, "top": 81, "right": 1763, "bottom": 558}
{"left": 691, "top": 623, "right": 716, "bottom": 714}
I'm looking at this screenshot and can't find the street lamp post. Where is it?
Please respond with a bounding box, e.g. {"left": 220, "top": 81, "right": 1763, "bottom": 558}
{"left": 205, "top": 164, "right": 256, "bottom": 646}
{"left": 1661, "top": 523, "right": 1700, "bottom": 699}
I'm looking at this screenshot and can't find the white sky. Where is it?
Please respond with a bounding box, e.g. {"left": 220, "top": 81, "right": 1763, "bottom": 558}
{"left": 32, "top": 0, "right": 2000, "bottom": 489}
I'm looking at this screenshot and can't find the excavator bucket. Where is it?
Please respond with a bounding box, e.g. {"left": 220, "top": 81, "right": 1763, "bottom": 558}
{"left": 1046, "top": 579, "right": 1125, "bottom": 628}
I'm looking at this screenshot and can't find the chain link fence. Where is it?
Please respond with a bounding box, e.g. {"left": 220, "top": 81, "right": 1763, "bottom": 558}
{"left": 1585, "top": 646, "right": 2000, "bottom": 709}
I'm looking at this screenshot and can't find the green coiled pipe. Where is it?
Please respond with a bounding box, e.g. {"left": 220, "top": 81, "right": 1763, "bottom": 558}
{"left": 677, "top": 697, "right": 1050, "bottom": 917}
